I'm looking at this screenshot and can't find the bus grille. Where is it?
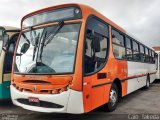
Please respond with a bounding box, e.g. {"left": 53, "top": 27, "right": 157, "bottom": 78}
{"left": 22, "top": 80, "right": 51, "bottom": 84}
{"left": 17, "top": 98, "right": 64, "bottom": 108}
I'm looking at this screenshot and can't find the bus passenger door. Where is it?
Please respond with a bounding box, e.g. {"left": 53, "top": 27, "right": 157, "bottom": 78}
{"left": 3, "top": 33, "right": 19, "bottom": 87}
{"left": 83, "top": 17, "right": 109, "bottom": 112}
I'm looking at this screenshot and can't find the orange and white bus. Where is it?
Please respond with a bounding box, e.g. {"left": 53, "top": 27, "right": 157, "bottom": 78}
{"left": 11, "top": 4, "right": 157, "bottom": 113}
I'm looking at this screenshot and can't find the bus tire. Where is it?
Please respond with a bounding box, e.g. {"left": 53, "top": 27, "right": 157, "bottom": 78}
{"left": 106, "top": 83, "right": 118, "bottom": 112}
{"left": 145, "top": 75, "right": 150, "bottom": 89}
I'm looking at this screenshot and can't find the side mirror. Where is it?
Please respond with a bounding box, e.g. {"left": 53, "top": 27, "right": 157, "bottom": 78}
{"left": 20, "top": 43, "right": 30, "bottom": 54}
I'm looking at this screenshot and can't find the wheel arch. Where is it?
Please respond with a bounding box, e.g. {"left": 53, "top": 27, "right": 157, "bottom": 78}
{"left": 112, "top": 78, "right": 122, "bottom": 98}
{"left": 147, "top": 73, "right": 150, "bottom": 83}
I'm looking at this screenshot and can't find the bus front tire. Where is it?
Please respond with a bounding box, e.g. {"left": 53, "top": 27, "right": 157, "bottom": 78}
{"left": 106, "top": 83, "right": 118, "bottom": 112}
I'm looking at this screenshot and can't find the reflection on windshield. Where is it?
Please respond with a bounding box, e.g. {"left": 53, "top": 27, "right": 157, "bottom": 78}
{"left": 14, "top": 23, "right": 80, "bottom": 74}
{"left": 15, "top": 28, "right": 43, "bottom": 73}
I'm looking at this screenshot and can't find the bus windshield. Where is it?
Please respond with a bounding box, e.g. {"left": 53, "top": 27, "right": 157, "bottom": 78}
{"left": 14, "top": 23, "right": 81, "bottom": 74}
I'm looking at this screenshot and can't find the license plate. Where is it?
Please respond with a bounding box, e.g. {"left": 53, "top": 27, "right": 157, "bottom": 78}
{"left": 28, "top": 97, "right": 39, "bottom": 103}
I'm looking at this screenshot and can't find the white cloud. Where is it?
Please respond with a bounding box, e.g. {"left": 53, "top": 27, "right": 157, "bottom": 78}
{"left": 0, "top": 0, "right": 160, "bottom": 47}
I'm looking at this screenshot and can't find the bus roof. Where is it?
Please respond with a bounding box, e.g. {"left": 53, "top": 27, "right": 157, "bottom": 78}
{"left": 21, "top": 3, "right": 154, "bottom": 52}
{"left": 21, "top": 3, "right": 125, "bottom": 32}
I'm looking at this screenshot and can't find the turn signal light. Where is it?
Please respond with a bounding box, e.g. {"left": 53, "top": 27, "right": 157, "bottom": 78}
{"left": 51, "top": 86, "right": 69, "bottom": 94}
{"left": 52, "top": 89, "right": 59, "bottom": 94}
{"left": 61, "top": 87, "right": 67, "bottom": 92}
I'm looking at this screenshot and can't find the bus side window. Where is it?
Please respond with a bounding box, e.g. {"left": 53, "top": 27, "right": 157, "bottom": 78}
{"left": 112, "top": 29, "right": 126, "bottom": 59}
{"left": 151, "top": 51, "right": 155, "bottom": 64}
{"left": 140, "top": 44, "right": 145, "bottom": 62}
{"left": 125, "top": 37, "right": 133, "bottom": 61}
{"left": 84, "top": 30, "right": 96, "bottom": 73}
{"left": 132, "top": 40, "right": 140, "bottom": 61}
{"left": 84, "top": 17, "right": 109, "bottom": 74}
{"left": 155, "top": 53, "right": 158, "bottom": 70}
{"left": 145, "top": 47, "right": 149, "bottom": 63}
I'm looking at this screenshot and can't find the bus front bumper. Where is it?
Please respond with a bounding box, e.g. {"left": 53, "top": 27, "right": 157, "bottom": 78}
{"left": 10, "top": 85, "right": 84, "bottom": 113}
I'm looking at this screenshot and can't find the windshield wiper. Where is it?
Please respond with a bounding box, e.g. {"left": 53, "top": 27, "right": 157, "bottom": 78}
{"left": 21, "top": 33, "right": 30, "bottom": 44}
{"left": 39, "top": 20, "right": 64, "bottom": 61}
{"left": 32, "top": 33, "right": 40, "bottom": 61}
{"left": 44, "top": 20, "right": 64, "bottom": 46}
{"left": 39, "top": 31, "right": 47, "bottom": 61}
{"left": 29, "top": 27, "right": 38, "bottom": 46}
{"left": 28, "top": 27, "right": 41, "bottom": 61}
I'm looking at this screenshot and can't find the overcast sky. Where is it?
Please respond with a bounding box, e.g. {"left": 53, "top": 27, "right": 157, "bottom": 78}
{"left": 0, "top": 0, "right": 160, "bottom": 47}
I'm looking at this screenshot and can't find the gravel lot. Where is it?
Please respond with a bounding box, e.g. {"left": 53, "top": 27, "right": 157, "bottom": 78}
{"left": 0, "top": 80, "right": 160, "bottom": 120}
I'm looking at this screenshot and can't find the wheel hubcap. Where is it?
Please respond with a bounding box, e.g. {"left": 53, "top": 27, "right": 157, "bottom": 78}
{"left": 110, "top": 89, "right": 117, "bottom": 106}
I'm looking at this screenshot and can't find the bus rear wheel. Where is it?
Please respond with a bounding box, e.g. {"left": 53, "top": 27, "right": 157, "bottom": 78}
{"left": 106, "top": 83, "right": 118, "bottom": 112}
{"left": 145, "top": 75, "right": 150, "bottom": 89}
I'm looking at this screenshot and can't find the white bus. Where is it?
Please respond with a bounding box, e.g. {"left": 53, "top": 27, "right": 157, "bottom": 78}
{"left": 156, "top": 51, "right": 160, "bottom": 79}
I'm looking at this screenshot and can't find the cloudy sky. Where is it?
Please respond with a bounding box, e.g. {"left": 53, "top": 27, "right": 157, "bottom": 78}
{"left": 0, "top": 0, "right": 160, "bottom": 47}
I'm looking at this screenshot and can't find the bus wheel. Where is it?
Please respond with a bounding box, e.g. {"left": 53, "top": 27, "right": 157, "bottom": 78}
{"left": 106, "top": 83, "right": 118, "bottom": 112}
{"left": 145, "top": 75, "right": 150, "bottom": 89}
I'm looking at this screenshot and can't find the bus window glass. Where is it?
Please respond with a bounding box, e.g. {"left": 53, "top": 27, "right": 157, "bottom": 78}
{"left": 126, "top": 37, "right": 131, "bottom": 49}
{"left": 151, "top": 51, "right": 155, "bottom": 63}
{"left": 113, "top": 44, "right": 125, "bottom": 59}
{"left": 14, "top": 23, "right": 81, "bottom": 74}
{"left": 140, "top": 45, "right": 145, "bottom": 62}
{"left": 112, "top": 30, "right": 124, "bottom": 46}
{"left": 22, "top": 7, "right": 82, "bottom": 29}
{"left": 112, "top": 29, "right": 126, "bottom": 59}
{"left": 126, "top": 37, "right": 133, "bottom": 60}
{"left": 84, "top": 18, "right": 109, "bottom": 74}
{"left": 152, "top": 51, "right": 154, "bottom": 57}
{"left": 133, "top": 41, "right": 139, "bottom": 51}
{"left": 133, "top": 51, "right": 140, "bottom": 61}
{"left": 140, "top": 45, "right": 144, "bottom": 53}
{"left": 132, "top": 41, "right": 140, "bottom": 61}
{"left": 145, "top": 47, "right": 149, "bottom": 55}
{"left": 148, "top": 50, "right": 152, "bottom": 63}
{"left": 126, "top": 49, "right": 133, "bottom": 60}
{"left": 155, "top": 53, "right": 158, "bottom": 70}
{"left": 145, "top": 47, "right": 149, "bottom": 62}
{"left": 40, "top": 24, "right": 80, "bottom": 73}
